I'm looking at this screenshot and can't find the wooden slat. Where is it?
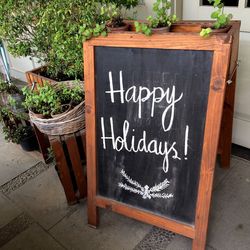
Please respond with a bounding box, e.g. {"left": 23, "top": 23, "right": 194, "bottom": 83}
{"left": 218, "top": 22, "right": 240, "bottom": 168}
{"left": 49, "top": 135, "right": 77, "bottom": 205}
{"left": 193, "top": 44, "right": 232, "bottom": 250}
{"left": 84, "top": 43, "right": 99, "bottom": 227}
{"left": 64, "top": 134, "right": 87, "bottom": 199}
{"left": 96, "top": 196, "right": 195, "bottom": 239}
{"left": 80, "top": 130, "right": 86, "bottom": 157}
{"left": 31, "top": 124, "right": 50, "bottom": 164}
{"left": 88, "top": 32, "right": 230, "bottom": 51}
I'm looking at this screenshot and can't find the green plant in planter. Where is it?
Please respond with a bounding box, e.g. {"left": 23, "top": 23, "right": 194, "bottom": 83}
{"left": 22, "top": 83, "right": 61, "bottom": 117}
{"left": 2, "top": 124, "right": 32, "bottom": 144}
{"left": 200, "top": 0, "right": 233, "bottom": 37}
{"left": 101, "top": 3, "right": 124, "bottom": 28}
{"left": 135, "top": 0, "right": 177, "bottom": 36}
{"left": 22, "top": 82, "right": 85, "bottom": 117}
{"left": 0, "top": 105, "right": 28, "bottom": 143}
{"left": 81, "top": 0, "right": 139, "bottom": 41}
{"left": 57, "top": 83, "right": 84, "bottom": 106}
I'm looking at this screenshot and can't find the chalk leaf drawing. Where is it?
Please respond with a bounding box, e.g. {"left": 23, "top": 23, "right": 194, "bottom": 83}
{"left": 118, "top": 169, "right": 174, "bottom": 199}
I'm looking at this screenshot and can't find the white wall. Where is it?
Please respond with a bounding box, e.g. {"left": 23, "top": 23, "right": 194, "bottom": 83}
{"left": 183, "top": 0, "right": 250, "bottom": 148}
{"left": 3, "top": 42, "right": 41, "bottom": 82}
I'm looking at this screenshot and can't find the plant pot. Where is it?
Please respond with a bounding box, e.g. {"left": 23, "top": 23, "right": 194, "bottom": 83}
{"left": 201, "top": 24, "right": 232, "bottom": 34}
{"left": 107, "top": 23, "right": 129, "bottom": 33}
{"left": 152, "top": 26, "right": 170, "bottom": 34}
{"left": 20, "top": 129, "right": 39, "bottom": 151}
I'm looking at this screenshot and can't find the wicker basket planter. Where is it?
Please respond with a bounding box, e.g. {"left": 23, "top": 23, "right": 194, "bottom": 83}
{"left": 28, "top": 81, "right": 85, "bottom": 136}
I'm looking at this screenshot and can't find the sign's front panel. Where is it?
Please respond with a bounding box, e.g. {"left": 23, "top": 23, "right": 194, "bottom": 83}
{"left": 95, "top": 47, "right": 213, "bottom": 225}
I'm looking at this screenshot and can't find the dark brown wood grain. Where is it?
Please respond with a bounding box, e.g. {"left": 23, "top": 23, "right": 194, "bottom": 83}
{"left": 218, "top": 21, "right": 240, "bottom": 168}
{"left": 49, "top": 135, "right": 77, "bottom": 205}
{"left": 65, "top": 134, "right": 87, "bottom": 198}
{"left": 84, "top": 43, "right": 99, "bottom": 227}
{"left": 193, "top": 44, "right": 232, "bottom": 250}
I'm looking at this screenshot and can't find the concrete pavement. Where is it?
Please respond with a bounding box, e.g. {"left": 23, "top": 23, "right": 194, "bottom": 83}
{"left": 0, "top": 128, "right": 250, "bottom": 250}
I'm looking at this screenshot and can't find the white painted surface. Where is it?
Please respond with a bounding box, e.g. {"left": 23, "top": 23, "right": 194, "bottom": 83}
{"left": 3, "top": 42, "right": 41, "bottom": 82}
{"left": 183, "top": 0, "right": 250, "bottom": 148}
{"left": 132, "top": 0, "right": 182, "bottom": 19}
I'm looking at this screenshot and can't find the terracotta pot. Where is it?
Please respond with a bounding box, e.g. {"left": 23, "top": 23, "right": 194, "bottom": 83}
{"left": 201, "top": 24, "right": 232, "bottom": 34}
{"left": 107, "top": 23, "right": 129, "bottom": 33}
{"left": 152, "top": 26, "right": 170, "bottom": 34}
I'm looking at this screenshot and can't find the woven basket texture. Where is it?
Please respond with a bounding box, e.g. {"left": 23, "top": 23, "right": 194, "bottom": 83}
{"left": 29, "top": 81, "right": 85, "bottom": 136}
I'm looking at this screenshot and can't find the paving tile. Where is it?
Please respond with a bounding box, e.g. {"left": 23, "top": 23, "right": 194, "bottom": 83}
{"left": 0, "top": 194, "right": 22, "bottom": 228}
{"left": 50, "top": 201, "right": 151, "bottom": 250}
{"left": 9, "top": 167, "right": 75, "bottom": 230}
{"left": 167, "top": 234, "right": 192, "bottom": 250}
{"left": 1, "top": 223, "right": 64, "bottom": 250}
{"left": 166, "top": 157, "right": 250, "bottom": 250}
{"left": 213, "top": 157, "right": 238, "bottom": 188}
{"left": 207, "top": 160, "right": 250, "bottom": 250}
{"left": 0, "top": 131, "right": 40, "bottom": 186}
{"left": 0, "top": 213, "right": 33, "bottom": 247}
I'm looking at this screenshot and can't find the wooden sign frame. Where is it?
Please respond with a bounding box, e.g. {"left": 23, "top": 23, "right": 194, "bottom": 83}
{"left": 84, "top": 31, "right": 232, "bottom": 250}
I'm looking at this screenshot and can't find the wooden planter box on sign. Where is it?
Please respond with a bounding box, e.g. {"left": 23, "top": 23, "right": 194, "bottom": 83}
{"left": 84, "top": 20, "right": 240, "bottom": 250}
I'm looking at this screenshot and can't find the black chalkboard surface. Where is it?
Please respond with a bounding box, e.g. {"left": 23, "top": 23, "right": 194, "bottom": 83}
{"left": 95, "top": 47, "right": 213, "bottom": 225}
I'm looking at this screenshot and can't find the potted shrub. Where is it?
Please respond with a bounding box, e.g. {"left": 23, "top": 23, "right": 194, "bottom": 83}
{"left": 81, "top": 0, "right": 139, "bottom": 41}
{"left": 0, "top": 101, "right": 38, "bottom": 151}
{"left": 200, "top": 0, "right": 233, "bottom": 37}
{"left": 134, "top": 0, "right": 177, "bottom": 35}
{"left": 22, "top": 81, "right": 85, "bottom": 136}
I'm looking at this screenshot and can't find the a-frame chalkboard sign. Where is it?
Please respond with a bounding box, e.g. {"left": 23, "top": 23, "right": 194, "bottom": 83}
{"left": 84, "top": 28, "right": 232, "bottom": 249}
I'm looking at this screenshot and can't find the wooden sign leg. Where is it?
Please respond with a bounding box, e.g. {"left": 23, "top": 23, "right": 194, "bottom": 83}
{"left": 87, "top": 168, "right": 99, "bottom": 227}
{"left": 192, "top": 172, "right": 214, "bottom": 250}
{"left": 219, "top": 72, "right": 237, "bottom": 168}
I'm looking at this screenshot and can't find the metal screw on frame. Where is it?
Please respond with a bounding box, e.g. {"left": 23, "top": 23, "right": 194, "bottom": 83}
{"left": 227, "top": 60, "right": 240, "bottom": 85}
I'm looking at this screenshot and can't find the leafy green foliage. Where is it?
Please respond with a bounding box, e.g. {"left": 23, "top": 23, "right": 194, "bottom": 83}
{"left": 100, "top": 0, "right": 139, "bottom": 9}
{"left": 0, "top": 105, "right": 29, "bottom": 144}
{"left": 22, "top": 83, "right": 61, "bottom": 117}
{"left": 134, "top": 0, "right": 177, "bottom": 36}
{"left": 37, "top": 0, "right": 100, "bottom": 80}
{"left": 57, "top": 82, "right": 84, "bottom": 106}
{"left": 134, "top": 21, "right": 152, "bottom": 36}
{"left": 0, "top": 80, "right": 21, "bottom": 94}
{"left": 101, "top": 3, "right": 124, "bottom": 28}
{"left": 200, "top": 0, "right": 232, "bottom": 37}
{"left": 22, "top": 82, "right": 84, "bottom": 117}
{"left": 200, "top": 28, "right": 212, "bottom": 38}
{"left": 147, "top": 0, "right": 176, "bottom": 28}
{"left": 210, "top": 0, "right": 232, "bottom": 28}
{"left": 2, "top": 124, "right": 32, "bottom": 144}
{"left": 0, "top": 1, "right": 49, "bottom": 60}
{"left": 0, "top": 0, "right": 139, "bottom": 80}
